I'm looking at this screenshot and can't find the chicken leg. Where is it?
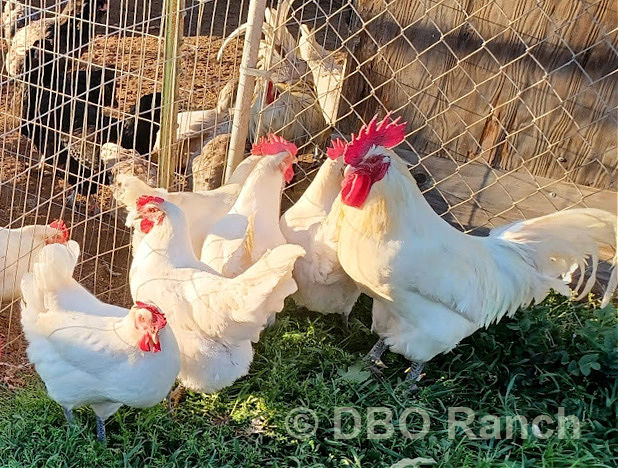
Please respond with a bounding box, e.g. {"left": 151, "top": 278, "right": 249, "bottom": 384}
{"left": 63, "top": 407, "right": 74, "bottom": 424}
{"left": 404, "top": 361, "right": 425, "bottom": 393}
{"left": 96, "top": 416, "right": 106, "bottom": 442}
{"left": 167, "top": 384, "right": 186, "bottom": 410}
{"left": 365, "top": 338, "right": 388, "bottom": 376}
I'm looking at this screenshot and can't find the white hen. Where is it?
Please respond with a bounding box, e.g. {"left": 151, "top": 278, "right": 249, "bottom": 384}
{"left": 280, "top": 139, "right": 360, "bottom": 318}
{"left": 129, "top": 196, "right": 304, "bottom": 393}
{"left": 20, "top": 240, "right": 179, "bottom": 441}
{"left": 200, "top": 134, "right": 296, "bottom": 277}
{"left": 1, "top": 219, "right": 69, "bottom": 302}
{"left": 113, "top": 153, "right": 263, "bottom": 255}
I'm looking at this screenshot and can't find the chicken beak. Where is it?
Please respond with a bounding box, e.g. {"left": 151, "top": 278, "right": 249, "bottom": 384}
{"left": 344, "top": 165, "right": 353, "bottom": 178}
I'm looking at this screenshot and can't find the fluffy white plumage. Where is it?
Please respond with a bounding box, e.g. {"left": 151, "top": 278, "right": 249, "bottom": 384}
{"left": 216, "top": 0, "right": 325, "bottom": 144}
{"left": 249, "top": 80, "right": 325, "bottom": 144}
{"left": 129, "top": 198, "right": 304, "bottom": 393}
{"left": 200, "top": 150, "right": 292, "bottom": 277}
{"left": 334, "top": 149, "right": 617, "bottom": 364}
{"left": 112, "top": 155, "right": 262, "bottom": 255}
{"left": 216, "top": 0, "right": 307, "bottom": 83}
{"left": 20, "top": 240, "right": 180, "bottom": 424}
{"left": 0, "top": 220, "right": 68, "bottom": 302}
{"left": 2, "top": 0, "right": 35, "bottom": 43}
{"left": 280, "top": 154, "right": 360, "bottom": 317}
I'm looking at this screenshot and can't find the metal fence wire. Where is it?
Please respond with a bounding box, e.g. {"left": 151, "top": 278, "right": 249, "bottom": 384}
{"left": 0, "top": 0, "right": 616, "bottom": 371}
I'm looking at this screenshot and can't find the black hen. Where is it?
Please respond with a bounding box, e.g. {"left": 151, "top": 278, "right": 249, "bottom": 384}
{"left": 59, "top": 92, "right": 163, "bottom": 204}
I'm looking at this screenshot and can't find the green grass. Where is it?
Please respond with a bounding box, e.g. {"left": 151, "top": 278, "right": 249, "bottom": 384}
{"left": 1, "top": 295, "right": 617, "bottom": 467}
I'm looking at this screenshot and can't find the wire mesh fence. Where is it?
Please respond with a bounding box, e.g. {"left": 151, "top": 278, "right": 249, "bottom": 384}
{"left": 0, "top": 0, "right": 616, "bottom": 379}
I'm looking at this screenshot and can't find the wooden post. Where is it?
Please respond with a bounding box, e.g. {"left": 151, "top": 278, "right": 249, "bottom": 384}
{"left": 224, "top": 0, "right": 268, "bottom": 183}
{"left": 158, "top": 0, "right": 184, "bottom": 189}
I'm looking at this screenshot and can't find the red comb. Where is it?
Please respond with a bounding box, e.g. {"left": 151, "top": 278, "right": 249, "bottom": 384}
{"left": 136, "top": 195, "right": 164, "bottom": 210}
{"left": 136, "top": 301, "right": 167, "bottom": 328}
{"left": 344, "top": 112, "right": 406, "bottom": 166}
{"left": 49, "top": 219, "right": 69, "bottom": 241}
{"left": 251, "top": 134, "right": 298, "bottom": 157}
{"left": 326, "top": 138, "right": 347, "bottom": 160}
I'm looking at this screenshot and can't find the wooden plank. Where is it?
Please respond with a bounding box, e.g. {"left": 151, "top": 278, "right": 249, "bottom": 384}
{"left": 399, "top": 149, "right": 617, "bottom": 232}
{"left": 344, "top": 0, "right": 618, "bottom": 189}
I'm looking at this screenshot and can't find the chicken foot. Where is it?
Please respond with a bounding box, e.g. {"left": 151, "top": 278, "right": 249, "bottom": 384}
{"left": 365, "top": 338, "right": 388, "bottom": 376}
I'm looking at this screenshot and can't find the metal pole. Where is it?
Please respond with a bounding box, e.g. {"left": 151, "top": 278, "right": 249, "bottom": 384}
{"left": 158, "top": 0, "right": 184, "bottom": 189}
{"left": 224, "top": 0, "right": 268, "bottom": 182}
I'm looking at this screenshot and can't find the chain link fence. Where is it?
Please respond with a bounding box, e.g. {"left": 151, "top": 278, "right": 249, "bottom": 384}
{"left": 0, "top": 0, "right": 616, "bottom": 380}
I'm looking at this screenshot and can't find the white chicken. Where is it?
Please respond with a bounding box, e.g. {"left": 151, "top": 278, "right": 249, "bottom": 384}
{"left": 200, "top": 134, "right": 297, "bottom": 278}
{"left": 217, "top": 1, "right": 326, "bottom": 145}
{"left": 129, "top": 195, "right": 304, "bottom": 393}
{"left": 1, "top": 219, "right": 69, "bottom": 302}
{"left": 331, "top": 114, "right": 618, "bottom": 386}
{"left": 5, "top": 15, "right": 55, "bottom": 77}
{"left": 113, "top": 153, "right": 263, "bottom": 255}
{"left": 297, "top": 23, "right": 344, "bottom": 127}
{"left": 20, "top": 240, "right": 179, "bottom": 441}
{"left": 250, "top": 79, "right": 325, "bottom": 145}
{"left": 280, "top": 139, "right": 360, "bottom": 319}
{"left": 2, "top": 0, "right": 35, "bottom": 44}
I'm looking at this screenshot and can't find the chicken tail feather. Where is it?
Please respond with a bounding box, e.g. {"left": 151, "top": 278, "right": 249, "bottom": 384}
{"left": 492, "top": 208, "right": 617, "bottom": 306}
{"left": 200, "top": 244, "right": 305, "bottom": 341}
{"left": 20, "top": 240, "right": 80, "bottom": 324}
{"left": 32, "top": 240, "right": 80, "bottom": 294}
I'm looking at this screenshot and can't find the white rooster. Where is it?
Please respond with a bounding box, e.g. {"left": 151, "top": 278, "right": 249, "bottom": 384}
{"left": 20, "top": 240, "right": 179, "bottom": 441}
{"left": 331, "top": 114, "right": 617, "bottom": 386}
{"left": 217, "top": 1, "right": 326, "bottom": 145}
{"left": 200, "top": 134, "right": 297, "bottom": 277}
{"left": 1, "top": 219, "right": 69, "bottom": 302}
{"left": 280, "top": 139, "right": 360, "bottom": 319}
{"left": 216, "top": 0, "right": 307, "bottom": 83}
{"left": 113, "top": 153, "right": 263, "bottom": 255}
{"left": 129, "top": 195, "right": 304, "bottom": 394}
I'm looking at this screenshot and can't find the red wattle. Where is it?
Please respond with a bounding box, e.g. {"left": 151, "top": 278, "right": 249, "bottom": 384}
{"left": 139, "top": 334, "right": 151, "bottom": 352}
{"left": 341, "top": 172, "right": 372, "bottom": 208}
{"left": 284, "top": 165, "right": 294, "bottom": 183}
{"left": 266, "top": 81, "right": 276, "bottom": 104}
{"left": 138, "top": 334, "right": 162, "bottom": 353}
{"left": 140, "top": 218, "right": 154, "bottom": 234}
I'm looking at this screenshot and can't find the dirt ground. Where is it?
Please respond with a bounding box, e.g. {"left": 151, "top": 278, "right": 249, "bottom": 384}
{"left": 0, "top": 3, "right": 248, "bottom": 386}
